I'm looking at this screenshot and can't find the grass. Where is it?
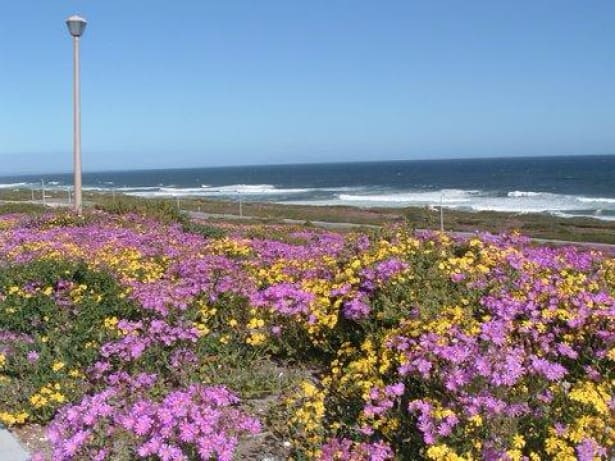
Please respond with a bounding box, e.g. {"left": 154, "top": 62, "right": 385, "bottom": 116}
{"left": 0, "top": 203, "right": 47, "bottom": 215}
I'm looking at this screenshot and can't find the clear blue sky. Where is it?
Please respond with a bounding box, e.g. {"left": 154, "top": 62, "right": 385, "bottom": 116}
{"left": 1, "top": 1, "right": 614, "bottom": 174}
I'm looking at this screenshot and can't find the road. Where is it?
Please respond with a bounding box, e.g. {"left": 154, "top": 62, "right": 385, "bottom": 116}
{"left": 188, "top": 210, "right": 380, "bottom": 230}
{"left": 188, "top": 211, "right": 615, "bottom": 251}
{"left": 2, "top": 203, "right": 614, "bottom": 251}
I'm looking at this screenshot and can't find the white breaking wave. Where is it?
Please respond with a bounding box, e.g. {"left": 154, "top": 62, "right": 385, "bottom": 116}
{"left": 203, "top": 184, "right": 311, "bottom": 194}
{"left": 507, "top": 191, "right": 543, "bottom": 197}
{"left": 551, "top": 211, "right": 615, "bottom": 221}
{"left": 339, "top": 189, "right": 481, "bottom": 204}
{"left": 159, "top": 187, "right": 205, "bottom": 194}
{"left": 82, "top": 186, "right": 162, "bottom": 192}
{"left": 279, "top": 189, "right": 615, "bottom": 221}
{"left": 577, "top": 196, "right": 615, "bottom": 204}
{"left": 0, "top": 182, "right": 28, "bottom": 189}
{"left": 122, "top": 184, "right": 371, "bottom": 198}
{"left": 114, "top": 186, "right": 160, "bottom": 192}
{"left": 125, "top": 184, "right": 318, "bottom": 198}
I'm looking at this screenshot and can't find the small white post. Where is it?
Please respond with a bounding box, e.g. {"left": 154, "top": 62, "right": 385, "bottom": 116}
{"left": 239, "top": 197, "right": 243, "bottom": 218}
{"left": 31, "top": 188, "right": 35, "bottom": 202}
{"left": 440, "top": 192, "right": 444, "bottom": 232}
{"left": 176, "top": 197, "right": 180, "bottom": 210}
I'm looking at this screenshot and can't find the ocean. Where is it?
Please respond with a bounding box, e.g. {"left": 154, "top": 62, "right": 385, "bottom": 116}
{"left": 2, "top": 155, "right": 615, "bottom": 220}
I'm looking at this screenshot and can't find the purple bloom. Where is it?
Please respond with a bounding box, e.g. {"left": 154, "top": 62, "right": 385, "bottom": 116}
{"left": 343, "top": 296, "right": 371, "bottom": 320}
{"left": 26, "top": 350, "right": 39, "bottom": 363}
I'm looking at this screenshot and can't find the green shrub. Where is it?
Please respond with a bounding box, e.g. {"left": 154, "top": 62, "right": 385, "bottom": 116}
{"left": 95, "top": 197, "right": 188, "bottom": 225}
{"left": 0, "top": 259, "right": 141, "bottom": 424}
{"left": 24, "top": 210, "right": 97, "bottom": 229}
{"left": 182, "top": 221, "right": 227, "bottom": 239}
{"left": 0, "top": 203, "right": 47, "bottom": 215}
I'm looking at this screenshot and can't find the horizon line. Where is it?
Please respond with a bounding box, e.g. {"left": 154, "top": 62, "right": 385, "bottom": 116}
{"left": 2, "top": 152, "right": 615, "bottom": 179}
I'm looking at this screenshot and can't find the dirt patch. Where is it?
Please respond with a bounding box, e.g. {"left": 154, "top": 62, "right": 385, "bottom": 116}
{"left": 237, "top": 395, "right": 294, "bottom": 460}
{"left": 12, "top": 423, "right": 51, "bottom": 458}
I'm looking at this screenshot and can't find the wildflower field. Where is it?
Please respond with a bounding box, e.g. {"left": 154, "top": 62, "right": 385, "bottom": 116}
{"left": 0, "top": 210, "right": 613, "bottom": 460}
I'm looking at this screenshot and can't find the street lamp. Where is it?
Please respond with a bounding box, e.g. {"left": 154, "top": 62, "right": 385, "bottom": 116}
{"left": 66, "top": 15, "right": 87, "bottom": 214}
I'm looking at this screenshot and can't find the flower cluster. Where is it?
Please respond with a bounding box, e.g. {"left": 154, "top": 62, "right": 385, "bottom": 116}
{"left": 0, "top": 211, "right": 613, "bottom": 459}
{"left": 296, "top": 232, "right": 615, "bottom": 459}
{"left": 44, "top": 377, "right": 260, "bottom": 461}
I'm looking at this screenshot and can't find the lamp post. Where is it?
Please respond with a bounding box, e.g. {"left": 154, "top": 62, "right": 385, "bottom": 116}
{"left": 66, "top": 15, "right": 87, "bottom": 214}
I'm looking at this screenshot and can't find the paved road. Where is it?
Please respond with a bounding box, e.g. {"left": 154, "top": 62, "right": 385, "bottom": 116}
{"left": 0, "top": 427, "right": 29, "bottom": 460}
{"left": 188, "top": 210, "right": 380, "bottom": 230}
{"left": 189, "top": 211, "right": 615, "bottom": 251}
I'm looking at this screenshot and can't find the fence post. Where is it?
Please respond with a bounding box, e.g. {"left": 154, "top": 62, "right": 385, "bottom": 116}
{"left": 440, "top": 192, "right": 444, "bottom": 232}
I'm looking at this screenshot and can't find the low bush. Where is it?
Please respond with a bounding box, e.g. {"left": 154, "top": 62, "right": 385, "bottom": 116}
{"left": 181, "top": 221, "right": 227, "bottom": 239}
{"left": 95, "top": 197, "right": 187, "bottom": 225}
{"left": 0, "top": 203, "right": 46, "bottom": 215}
{"left": 0, "top": 259, "right": 140, "bottom": 425}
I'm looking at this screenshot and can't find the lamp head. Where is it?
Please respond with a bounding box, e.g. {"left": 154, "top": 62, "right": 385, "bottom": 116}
{"left": 66, "top": 15, "right": 87, "bottom": 37}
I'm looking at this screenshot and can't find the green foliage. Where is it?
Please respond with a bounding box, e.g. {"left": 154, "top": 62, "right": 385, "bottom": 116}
{"left": 182, "top": 221, "right": 228, "bottom": 239}
{"left": 25, "top": 210, "right": 97, "bottom": 229}
{"left": 0, "top": 203, "right": 46, "bottom": 215}
{"left": 95, "top": 196, "right": 188, "bottom": 225}
{"left": 0, "top": 259, "right": 141, "bottom": 423}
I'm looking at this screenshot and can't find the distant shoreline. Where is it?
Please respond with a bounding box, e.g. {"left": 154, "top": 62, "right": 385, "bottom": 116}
{"left": 2, "top": 155, "right": 615, "bottom": 222}
{"left": 3, "top": 187, "right": 615, "bottom": 245}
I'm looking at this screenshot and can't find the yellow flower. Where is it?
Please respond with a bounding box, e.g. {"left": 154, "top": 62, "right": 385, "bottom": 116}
{"left": 194, "top": 323, "right": 210, "bottom": 336}
{"left": 506, "top": 449, "right": 523, "bottom": 461}
{"left": 103, "top": 316, "right": 119, "bottom": 329}
{"left": 512, "top": 434, "right": 525, "bottom": 449}
{"left": 426, "top": 444, "right": 466, "bottom": 460}
{"left": 569, "top": 381, "right": 609, "bottom": 415}
{"left": 246, "top": 332, "right": 266, "bottom": 346}
{"left": 247, "top": 317, "right": 265, "bottom": 329}
{"left": 52, "top": 361, "right": 65, "bottom": 372}
{"left": 68, "top": 369, "right": 84, "bottom": 378}
{"left": 0, "top": 411, "right": 28, "bottom": 426}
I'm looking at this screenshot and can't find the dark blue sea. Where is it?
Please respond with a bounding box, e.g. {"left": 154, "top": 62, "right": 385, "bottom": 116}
{"left": 2, "top": 155, "right": 615, "bottom": 220}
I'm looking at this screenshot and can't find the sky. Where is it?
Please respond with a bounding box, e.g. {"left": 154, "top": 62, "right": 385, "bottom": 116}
{"left": 1, "top": 1, "right": 614, "bottom": 174}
